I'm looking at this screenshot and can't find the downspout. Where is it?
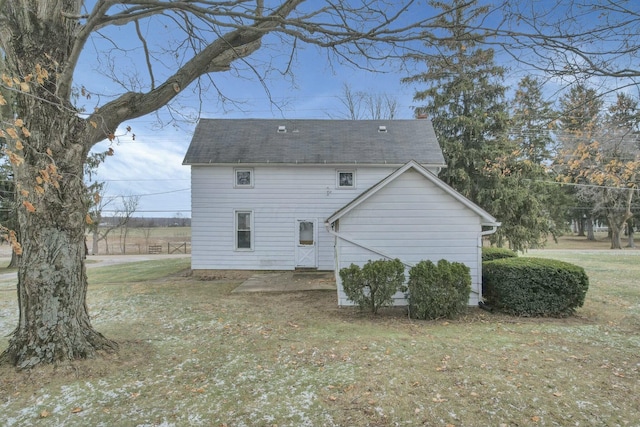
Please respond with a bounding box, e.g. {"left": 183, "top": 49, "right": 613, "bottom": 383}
{"left": 477, "top": 224, "right": 500, "bottom": 304}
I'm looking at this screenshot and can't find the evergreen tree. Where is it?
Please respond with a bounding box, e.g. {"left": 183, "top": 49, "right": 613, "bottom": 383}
{"left": 404, "top": 0, "right": 563, "bottom": 251}
{"left": 559, "top": 85, "right": 603, "bottom": 133}
{"left": 402, "top": 0, "right": 509, "bottom": 203}
{"left": 478, "top": 76, "right": 572, "bottom": 251}
{"left": 510, "top": 76, "right": 556, "bottom": 163}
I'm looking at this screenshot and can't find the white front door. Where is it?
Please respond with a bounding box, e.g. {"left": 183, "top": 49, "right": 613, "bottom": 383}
{"left": 295, "top": 219, "right": 317, "bottom": 268}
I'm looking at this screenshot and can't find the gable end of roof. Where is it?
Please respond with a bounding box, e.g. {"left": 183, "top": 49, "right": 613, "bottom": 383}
{"left": 326, "top": 160, "right": 499, "bottom": 226}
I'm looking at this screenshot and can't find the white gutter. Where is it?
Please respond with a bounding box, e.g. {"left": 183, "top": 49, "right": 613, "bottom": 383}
{"left": 476, "top": 224, "right": 500, "bottom": 301}
{"left": 481, "top": 224, "right": 500, "bottom": 236}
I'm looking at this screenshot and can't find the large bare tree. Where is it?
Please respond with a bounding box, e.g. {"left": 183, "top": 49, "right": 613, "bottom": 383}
{"left": 0, "top": 0, "right": 638, "bottom": 369}
{"left": 0, "top": 0, "right": 459, "bottom": 369}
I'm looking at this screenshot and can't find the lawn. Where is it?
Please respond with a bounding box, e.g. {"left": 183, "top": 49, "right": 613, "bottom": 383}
{"left": 0, "top": 248, "right": 639, "bottom": 426}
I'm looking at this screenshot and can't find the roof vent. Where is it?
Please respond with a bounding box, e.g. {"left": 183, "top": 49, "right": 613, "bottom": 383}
{"left": 277, "top": 125, "right": 287, "bottom": 133}
{"left": 378, "top": 125, "right": 387, "bottom": 133}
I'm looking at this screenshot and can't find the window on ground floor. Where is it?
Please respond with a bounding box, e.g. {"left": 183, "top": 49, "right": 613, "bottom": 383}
{"left": 235, "top": 210, "right": 253, "bottom": 250}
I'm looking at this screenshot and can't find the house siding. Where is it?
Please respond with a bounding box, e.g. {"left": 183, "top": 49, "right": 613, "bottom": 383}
{"left": 334, "top": 170, "right": 484, "bottom": 306}
{"left": 190, "top": 164, "right": 420, "bottom": 270}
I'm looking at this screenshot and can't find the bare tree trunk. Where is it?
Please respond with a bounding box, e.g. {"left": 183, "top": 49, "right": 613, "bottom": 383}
{"left": 0, "top": 12, "right": 117, "bottom": 365}
{"left": 577, "top": 216, "right": 586, "bottom": 236}
{"left": 626, "top": 219, "right": 635, "bottom": 248}
{"left": 610, "top": 226, "right": 623, "bottom": 249}
{"left": 586, "top": 216, "right": 596, "bottom": 241}
{"left": 92, "top": 231, "right": 99, "bottom": 255}
{"left": 608, "top": 212, "right": 632, "bottom": 250}
{"left": 7, "top": 251, "right": 20, "bottom": 268}
{"left": 2, "top": 112, "right": 117, "bottom": 367}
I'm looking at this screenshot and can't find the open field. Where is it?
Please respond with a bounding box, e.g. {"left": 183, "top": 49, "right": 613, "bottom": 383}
{"left": 0, "top": 238, "right": 639, "bottom": 426}
{"left": 89, "top": 226, "right": 191, "bottom": 255}
{"left": 540, "top": 231, "right": 638, "bottom": 251}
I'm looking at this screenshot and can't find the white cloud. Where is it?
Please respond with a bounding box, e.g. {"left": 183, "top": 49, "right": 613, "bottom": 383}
{"left": 90, "top": 124, "right": 192, "bottom": 217}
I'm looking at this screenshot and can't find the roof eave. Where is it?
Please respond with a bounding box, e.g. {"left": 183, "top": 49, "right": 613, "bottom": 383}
{"left": 183, "top": 161, "right": 447, "bottom": 168}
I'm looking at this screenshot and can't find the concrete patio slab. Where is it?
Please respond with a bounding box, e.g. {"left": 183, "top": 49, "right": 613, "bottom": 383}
{"left": 232, "top": 271, "right": 336, "bottom": 293}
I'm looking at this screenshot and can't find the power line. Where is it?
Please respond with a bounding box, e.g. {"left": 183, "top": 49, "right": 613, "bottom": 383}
{"left": 524, "top": 178, "right": 640, "bottom": 192}
{"left": 102, "top": 188, "right": 190, "bottom": 199}
{"left": 98, "top": 178, "right": 189, "bottom": 182}
{"left": 101, "top": 209, "right": 191, "bottom": 213}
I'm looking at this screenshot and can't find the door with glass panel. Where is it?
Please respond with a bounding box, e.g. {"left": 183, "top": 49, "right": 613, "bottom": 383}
{"left": 295, "top": 219, "right": 317, "bottom": 268}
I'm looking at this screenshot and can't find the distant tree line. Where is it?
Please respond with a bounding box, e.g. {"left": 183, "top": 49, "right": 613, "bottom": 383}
{"left": 98, "top": 216, "right": 191, "bottom": 228}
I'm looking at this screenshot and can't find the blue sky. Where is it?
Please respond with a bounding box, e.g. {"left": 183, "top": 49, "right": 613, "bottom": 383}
{"left": 82, "top": 33, "right": 427, "bottom": 218}
{"left": 75, "top": 1, "right": 636, "bottom": 218}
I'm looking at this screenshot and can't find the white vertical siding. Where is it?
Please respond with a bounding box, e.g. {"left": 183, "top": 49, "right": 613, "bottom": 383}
{"left": 334, "top": 170, "right": 484, "bottom": 306}
{"left": 190, "top": 165, "right": 398, "bottom": 270}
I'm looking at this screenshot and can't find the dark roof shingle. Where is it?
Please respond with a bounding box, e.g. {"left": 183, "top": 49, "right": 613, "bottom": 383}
{"left": 182, "top": 119, "right": 445, "bottom": 166}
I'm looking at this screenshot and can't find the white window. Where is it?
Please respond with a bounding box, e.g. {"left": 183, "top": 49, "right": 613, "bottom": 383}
{"left": 235, "top": 210, "right": 253, "bottom": 250}
{"left": 234, "top": 168, "right": 253, "bottom": 188}
{"left": 337, "top": 170, "right": 356, "bottom": 188}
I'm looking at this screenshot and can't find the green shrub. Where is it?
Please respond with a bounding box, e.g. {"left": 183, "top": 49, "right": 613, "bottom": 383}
{"left": 482, "top": 257, "right": 589, "bottom": 317}
{"left": 339, "top": 258, "right": 405, "bottom": 314}
{"left": 406, "top": 259, "right": 471, "bottom": 320}
{"left": 482, "top": 247, "right": 517, "bottom": 262}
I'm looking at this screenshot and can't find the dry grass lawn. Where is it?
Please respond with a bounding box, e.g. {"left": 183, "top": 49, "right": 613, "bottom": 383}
{"left": 0, "top": 235, "right": 639, "bottom": 426}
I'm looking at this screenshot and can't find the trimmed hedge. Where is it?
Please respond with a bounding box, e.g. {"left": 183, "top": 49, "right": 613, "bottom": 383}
{"left": 482, "top": 247, "right": 518, "bottom": 262}
{"left": 482, "top": 257, "right": 589, "bottom": 317}
{"left": 405, "top": 259, "right": 471, "bottom": 320}
{"left": 339, "top": 259, "right": 405, "bottom": 314}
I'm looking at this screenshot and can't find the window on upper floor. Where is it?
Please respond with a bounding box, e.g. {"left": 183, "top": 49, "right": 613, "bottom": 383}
{"left": 337, "top": 170, "right": 356, "bottom": 189}
{"left": 234, "top": 168, "right": 254, "bottom": 188}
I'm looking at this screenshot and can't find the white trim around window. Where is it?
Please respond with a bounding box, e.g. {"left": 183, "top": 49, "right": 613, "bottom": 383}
{"left": 234, "top": 210, "right": 254, "bottom": 251}
{"left": 234, "top": 168, "right": 254, "bottom": 188}
{"left": 336, "top": 170, "right": 356, "bottom": 189}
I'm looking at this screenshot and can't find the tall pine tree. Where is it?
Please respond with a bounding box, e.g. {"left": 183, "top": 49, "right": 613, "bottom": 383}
{"left": 510, "top": 76, "right": 556, "bottom": 163}
{"left": 478, "top": 76, "right": 572, "bottom": 250}
{"left": 404, "top": 2, "right": 568, "bottom": 251}
{"left": 403, "top": 0, "right": 508, "bottom": 204}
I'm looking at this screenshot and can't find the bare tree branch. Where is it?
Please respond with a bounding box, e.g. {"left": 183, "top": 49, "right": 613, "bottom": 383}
{"left": 494, "top": 0, "right": 640, "bottom": 79}
{"left": 85, "top": 20, "right": 267, "bottom": 144}
{"left": 82, "top": 0, "right": 450, "bottom": 143}
{"left": 134, "top": 19, "right": 156, "bottom": 90}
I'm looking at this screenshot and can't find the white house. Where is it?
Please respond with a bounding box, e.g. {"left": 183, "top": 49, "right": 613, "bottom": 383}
{"left": 182, "top": 119, "right": 499, "bottom": 306}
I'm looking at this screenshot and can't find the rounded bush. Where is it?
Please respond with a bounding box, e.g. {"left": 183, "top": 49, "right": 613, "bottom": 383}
{"left": 339, "top": 258, "right": 405, "bottom": 314}
{"left": 482, "top": 247, "right": 517, "bottom": 262}
{"left": 406, "top": 259, "right": 471, "bottom": 320}
{"left": 482, "top": 257, "right": 589, "bottom": 317}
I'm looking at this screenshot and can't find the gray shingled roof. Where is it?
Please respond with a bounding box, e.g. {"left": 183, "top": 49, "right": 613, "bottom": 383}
{"left": 182, "top": 119, "right": 445, "bottom": 166}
